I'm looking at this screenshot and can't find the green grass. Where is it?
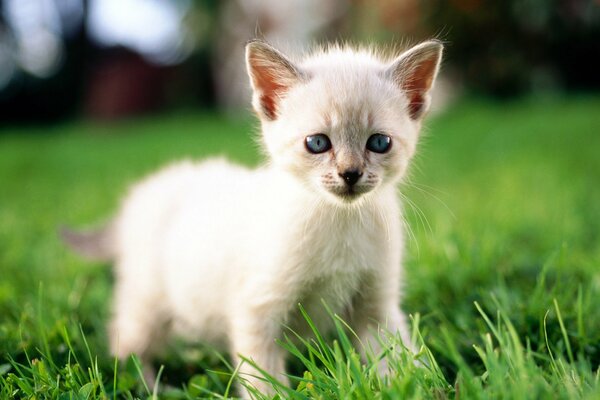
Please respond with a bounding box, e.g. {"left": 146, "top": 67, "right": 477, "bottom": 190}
{"left": 1, "top": 96, "right": 599, "bottom": 399}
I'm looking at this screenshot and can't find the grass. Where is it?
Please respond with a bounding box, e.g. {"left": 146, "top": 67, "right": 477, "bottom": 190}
{"left": 1, "top": 95, "right": 599, "bottom": 399}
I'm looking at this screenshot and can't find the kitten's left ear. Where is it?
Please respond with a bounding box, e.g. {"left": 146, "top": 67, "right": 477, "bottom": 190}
{"left": 246, "top": 40, "right": 302, "bottom": 121}
{"left": 386, "top": 40, "right": 443, "bottom": 120}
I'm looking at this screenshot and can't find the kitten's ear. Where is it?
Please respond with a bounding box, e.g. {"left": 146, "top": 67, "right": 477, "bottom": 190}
{"left": 386, "top": 40, "right": 443, "bottom": 120}
{"left": 246, "top": 40, "right": 301, "bottom": 120}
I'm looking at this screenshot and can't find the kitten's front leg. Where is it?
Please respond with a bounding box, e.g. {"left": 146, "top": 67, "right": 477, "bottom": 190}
{"left": 351, "top": 276, "right": 416, "bottom": 375}
{"left": 380, "top": 304, "right": 416, "bottom": 354}
{"left": 230, "top": 314, "right": 288, "bottom": 398}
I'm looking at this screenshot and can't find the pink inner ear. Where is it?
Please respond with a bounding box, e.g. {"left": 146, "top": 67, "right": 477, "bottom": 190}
{"left": 403, "top": 57, "right": 438, "bottom": 120}
{"left": 259, "top": 94, "right": 277, "bottom": 120}
{"left": 407, "top": 93, "right": 425, "bottom": 119}
{"left": 250, "top": 59, "right": 291, "bottom": 120}
{"left": 254, "top": 67, "right": 285, "bottom": 119}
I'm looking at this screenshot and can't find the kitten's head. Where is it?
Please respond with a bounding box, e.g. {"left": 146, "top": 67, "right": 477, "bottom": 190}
{"left": 246, "top": 40, "right": 443, "bottom": 205}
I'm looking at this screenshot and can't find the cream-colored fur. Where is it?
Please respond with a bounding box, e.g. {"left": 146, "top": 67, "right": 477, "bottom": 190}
{"left": 66, "top": 40, "right": 443, "bottom": 397}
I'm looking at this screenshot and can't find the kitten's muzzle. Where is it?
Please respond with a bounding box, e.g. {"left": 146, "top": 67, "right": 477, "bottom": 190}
{"left": 339, "top": 169, "right": 363, "bottom": 187}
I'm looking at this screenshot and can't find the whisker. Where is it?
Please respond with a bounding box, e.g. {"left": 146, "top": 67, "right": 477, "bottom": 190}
{"left": 404, "top": 179, "right": 456, "bottom": 220}
{"left": 399, "top": 207, "right": 419, "bottom": 258}
{"left": 397, "top": 189, "right": 432, "bottom": 245}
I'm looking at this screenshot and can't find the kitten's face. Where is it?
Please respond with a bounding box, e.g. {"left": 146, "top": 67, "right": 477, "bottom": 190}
{"left": 246, "top": 41, "right": 442, "bottom": 205}
{"left": 265, "top": 72, "right": 417, "bottom": 204}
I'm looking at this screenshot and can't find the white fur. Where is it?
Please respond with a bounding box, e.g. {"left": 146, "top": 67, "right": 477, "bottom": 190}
{"left": 102, "top": 41, "right": 442, "bottom": 397}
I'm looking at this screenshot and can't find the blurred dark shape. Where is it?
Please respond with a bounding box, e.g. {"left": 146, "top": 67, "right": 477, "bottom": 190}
{"left": 84, "top": 49, "right": 170, "bottom": 119}
{"left": 1, "top": 0, "right": 599, "bottom": 124}
{"left": 83, "top": 0, "right": 198, "bottom": 120}
{"left": 349, "top": 0, "right": 599, "bottom": 96}
{"left": 422, "top": 0, "right": 600, "bottom": 96}
{"left": 0, "top": 0, "right": 206, "bottom": 123}
{"left": 0, "top": 0, "right": 85, "bottom": 122}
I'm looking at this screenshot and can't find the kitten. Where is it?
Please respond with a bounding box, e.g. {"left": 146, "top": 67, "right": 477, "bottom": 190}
{"left": 63, "top": 39, "right": 443, "bottom": 397}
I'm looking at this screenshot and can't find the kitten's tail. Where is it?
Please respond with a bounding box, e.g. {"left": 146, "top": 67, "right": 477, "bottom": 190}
{"left": 60, "top": 222, "right": 116, "bottom": 262}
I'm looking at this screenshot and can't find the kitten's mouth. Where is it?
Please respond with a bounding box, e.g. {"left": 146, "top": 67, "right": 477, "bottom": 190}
{"left": 329, "top": 186, "right": 369, "bottom": 202}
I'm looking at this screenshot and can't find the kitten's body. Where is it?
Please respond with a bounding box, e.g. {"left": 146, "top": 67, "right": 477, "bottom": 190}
{"left": 114, "top": 159, "right": 403, "bottom": 345}
{"left": 65, "top": 40, "right": 442, "bottom": 397}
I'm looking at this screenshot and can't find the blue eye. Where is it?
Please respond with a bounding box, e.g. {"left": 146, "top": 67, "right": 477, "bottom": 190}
{"left": 366, "top": 134, "right": 392, "bottom": 153}
{"left": 305, "top": 134, "right": 332, "bottom": 154}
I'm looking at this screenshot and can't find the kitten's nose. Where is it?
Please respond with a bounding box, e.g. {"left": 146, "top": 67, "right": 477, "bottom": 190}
{"left": 339, "top": 169, "right": 363, "bottom": 186}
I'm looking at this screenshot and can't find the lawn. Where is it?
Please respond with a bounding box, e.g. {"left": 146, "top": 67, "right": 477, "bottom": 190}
{"left": 0, "top": 96, "right": 599, "bottom": 399}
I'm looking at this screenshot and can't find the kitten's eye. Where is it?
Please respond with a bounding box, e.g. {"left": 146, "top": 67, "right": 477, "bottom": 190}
{"left": 305, "top": 134, "right": 332, "bottom": 154}
{"left": 366, "top": 134, "right": 392, "bottom": 153}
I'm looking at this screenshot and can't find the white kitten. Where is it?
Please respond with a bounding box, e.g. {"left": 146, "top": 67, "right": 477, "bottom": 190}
{"left": 64, "top": 39, "right": 443, "bottom": 397}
